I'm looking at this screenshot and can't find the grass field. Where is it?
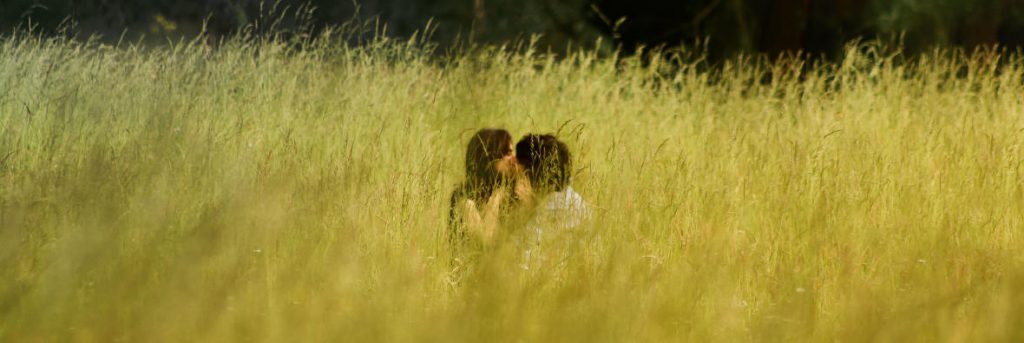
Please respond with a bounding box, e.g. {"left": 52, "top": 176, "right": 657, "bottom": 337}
{"left": 3, "top": 31, "right": 1024, "bottom": 341}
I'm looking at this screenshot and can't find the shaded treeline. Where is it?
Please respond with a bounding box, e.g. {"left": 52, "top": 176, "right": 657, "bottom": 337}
{"left": 3, "top": 0, "right": 1024, "bottom": 59}
{"left": 592, "top": 0, "right": 1024, "bottom": 59}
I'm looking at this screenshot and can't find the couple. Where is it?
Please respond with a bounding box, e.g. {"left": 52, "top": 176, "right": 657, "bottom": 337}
{"left": 448, "top": 128, "right": 591, "bottom": 251}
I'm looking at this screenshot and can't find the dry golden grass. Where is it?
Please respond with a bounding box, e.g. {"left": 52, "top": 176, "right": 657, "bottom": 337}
{"left": 3, "top": 32, "right": 1024, "bottom": 341}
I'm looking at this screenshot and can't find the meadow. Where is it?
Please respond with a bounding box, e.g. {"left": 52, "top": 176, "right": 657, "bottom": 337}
{"left": 3, "top": 30, "right": 1024, "bottom": 341}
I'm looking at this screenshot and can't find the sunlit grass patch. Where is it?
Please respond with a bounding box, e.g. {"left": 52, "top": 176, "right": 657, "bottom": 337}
{"left": 2, "top": 32, "right": 1024, "bottom": 341}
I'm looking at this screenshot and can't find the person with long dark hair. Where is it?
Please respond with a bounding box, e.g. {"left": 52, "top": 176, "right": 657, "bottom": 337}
{"left": 448, "top": 128, "right": 520, "bottom": 247}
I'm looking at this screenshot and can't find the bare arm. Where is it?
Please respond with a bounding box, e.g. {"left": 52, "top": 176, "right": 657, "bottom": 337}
{"left": 480, "top": 188, "right": 506, "bottom": 236}
{"left": 461, "top": 199, "right": 485, "bottom": 241}
{"left": 460, "top": 189, "right": 507, "bottom": 247}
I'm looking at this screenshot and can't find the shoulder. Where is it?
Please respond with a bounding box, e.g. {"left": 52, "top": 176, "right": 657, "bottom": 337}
{"left": 564, "top": 187, "right": 592, "bottom": 224}
{"left": 560, "top": 186, "right": 589, "bottom": 210}
{"left": 542, "top": 186, "right": 592, "bottom": 225}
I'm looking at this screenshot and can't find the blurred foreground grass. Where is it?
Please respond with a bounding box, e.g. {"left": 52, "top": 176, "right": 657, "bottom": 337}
{"left": 3, "top": 32, "right": 1024, "bottom": 341}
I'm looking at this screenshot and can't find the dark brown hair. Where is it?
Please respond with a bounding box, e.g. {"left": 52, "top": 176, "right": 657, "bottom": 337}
{"left": 515, "top": 134, "right": 572, "bottom": 192}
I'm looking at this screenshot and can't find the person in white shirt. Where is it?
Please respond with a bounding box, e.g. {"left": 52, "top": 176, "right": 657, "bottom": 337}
{"left": 512, "top": 134, "right": 592, "bottom": 268}
{"left": 515, "top": 134, "right": 592, "bottom": 230}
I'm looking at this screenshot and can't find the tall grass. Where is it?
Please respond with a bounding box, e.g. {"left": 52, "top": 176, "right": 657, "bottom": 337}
{"left": 3, "top": 31, "right": 1024, "bottom": 341}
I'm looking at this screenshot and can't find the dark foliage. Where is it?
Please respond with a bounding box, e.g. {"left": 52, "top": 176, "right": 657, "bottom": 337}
{"left": 3, "top": 0, "right": 1024, "bottom": 59}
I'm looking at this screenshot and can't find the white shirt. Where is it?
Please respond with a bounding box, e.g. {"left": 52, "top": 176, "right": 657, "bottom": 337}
{"left": 528, "top": 185, "right": 592, "bottom": 235}
{"left": 520, "top": 185, "right": 592, "bottom": 269}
